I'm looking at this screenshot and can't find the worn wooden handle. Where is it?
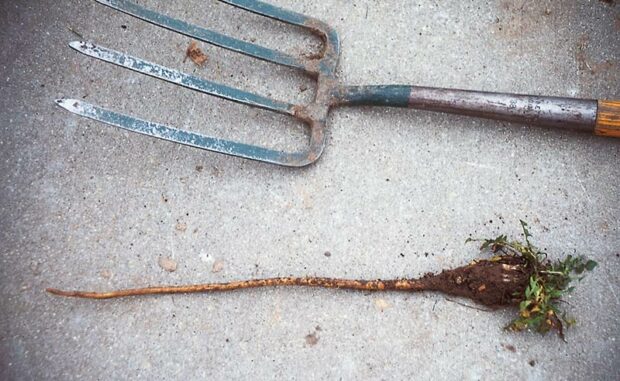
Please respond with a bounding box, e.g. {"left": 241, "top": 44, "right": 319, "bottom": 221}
{"left": 595, "top": 100, "right": 620, "bottom": 138}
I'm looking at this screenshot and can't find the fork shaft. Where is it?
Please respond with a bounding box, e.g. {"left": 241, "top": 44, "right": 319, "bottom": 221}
{"left": 334, "top": 85, "right": 603, "bottom": 133}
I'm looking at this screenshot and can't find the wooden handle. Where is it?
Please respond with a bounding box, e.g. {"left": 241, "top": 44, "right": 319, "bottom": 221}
{"left": 595, "top": 100, "right": 620, "bottom": 138}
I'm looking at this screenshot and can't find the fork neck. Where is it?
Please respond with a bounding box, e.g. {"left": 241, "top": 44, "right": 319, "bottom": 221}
{"left": 330, "top": 85, "right": 598, "bottom": 131}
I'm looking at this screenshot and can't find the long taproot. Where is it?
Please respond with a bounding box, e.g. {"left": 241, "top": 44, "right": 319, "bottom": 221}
{"left": 46, "top": 277, "right": 427, "bottom": 300}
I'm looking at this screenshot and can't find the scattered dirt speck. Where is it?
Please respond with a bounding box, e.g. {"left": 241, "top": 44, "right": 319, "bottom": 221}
{"left": 195, "top": 165, "right": 204, "bottom": 172}
{"left": 502, "top": 343, "right": 517, "bottom": 352}
{"left": 324, "top": 251, "right": 331, "bottom": 257}
{"left": 576, "top": 35, "right": 615, "bottom": 74}
{"left": 158, "top": 257, "right": 177, "bottom": 272}
{"left": 185, "top": 41, "right": 208, "bottom": 66}
{"left": 529, "top": 360, "right": 536, "bottom": 367}
{"left": 30, "top": 261, "right": 41, "bottom": 275}
{"left": 175, "top": 222, "right": 187, "bottom": 232}
{"left": 100, "top": 269, "right": 112, "bottom": 279}
{"left": 305, "top": 332, "right": 319, "bottom": 346}
{"left": 599, "top": 221, "right": 610, "bottom": 232}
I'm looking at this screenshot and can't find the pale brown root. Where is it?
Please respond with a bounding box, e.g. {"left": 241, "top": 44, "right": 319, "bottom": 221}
{"left": 46, "top": 277, "right": 426, "bottom": 300}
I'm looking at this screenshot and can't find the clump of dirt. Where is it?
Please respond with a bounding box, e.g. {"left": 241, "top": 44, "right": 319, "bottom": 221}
{"left": 418, "top": 255, "right": 532, "bottom": 308}
{"left": 185, "top": 41, "right": 208, "bottom": 66}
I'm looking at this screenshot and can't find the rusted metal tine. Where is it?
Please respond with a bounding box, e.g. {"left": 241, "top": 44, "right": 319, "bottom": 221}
{"left": 219, "top": 0, "right": 341, "bottom": 74}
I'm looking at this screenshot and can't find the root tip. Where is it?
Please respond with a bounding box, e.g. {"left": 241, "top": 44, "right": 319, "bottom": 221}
{"left": 46, "top": 288, "right": 76, "bottom": 297}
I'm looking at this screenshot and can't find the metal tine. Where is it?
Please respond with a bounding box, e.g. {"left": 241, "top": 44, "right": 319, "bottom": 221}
{"left": 94, "top": 0, "right": 309, "bottom": 72}
{"left": 220, "top": 0, "right": 311, "bottom": 27}
{"left": 69, "top": 41, "right": 297, "bottom": 116}
{"left": 55, "top": 99, "right": 307, "bottom": 165}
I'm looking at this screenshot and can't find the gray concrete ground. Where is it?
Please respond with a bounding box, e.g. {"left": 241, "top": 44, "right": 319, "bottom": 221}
{"left": 1, "top": 0, "right": 619, "bottom": 379}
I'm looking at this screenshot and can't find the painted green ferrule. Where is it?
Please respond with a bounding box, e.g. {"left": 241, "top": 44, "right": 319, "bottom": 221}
{"left": 335, "top": 85, "right": 411, "bottom": 107}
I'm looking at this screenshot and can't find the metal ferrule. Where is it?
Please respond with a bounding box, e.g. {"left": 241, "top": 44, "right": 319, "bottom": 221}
{"left": 334, "top": 85, "right": 598, "bottom": 131}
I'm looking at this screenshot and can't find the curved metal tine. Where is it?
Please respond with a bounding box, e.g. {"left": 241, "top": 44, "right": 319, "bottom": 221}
{"left": 55, "top": 99, "right": 310, "bottom": 167}
{"left": 220, "top": 0, "right": 340, "bottom": 75}
{"left": 219, "top": 0, "right": 311, "bottom": 26}
{"left": 94, "top": 0, "right": 306, "bottom": 71}
{"left": 70, "top": 41, "right": 296, "bottom": 116}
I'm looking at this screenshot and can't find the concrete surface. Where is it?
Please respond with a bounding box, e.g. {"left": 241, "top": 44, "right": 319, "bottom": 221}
{"left": 1, "top": 0, "right": 619, "bottom": 379}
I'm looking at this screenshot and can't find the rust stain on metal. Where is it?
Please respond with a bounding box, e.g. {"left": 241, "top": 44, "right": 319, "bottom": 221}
{"left": 303, "top": 18, "right": 329, "bottom": 59}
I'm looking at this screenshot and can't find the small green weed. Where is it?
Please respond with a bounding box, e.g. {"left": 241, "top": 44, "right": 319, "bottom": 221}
{"left": 467, "top": 220, "right": 597, "bottom": 340}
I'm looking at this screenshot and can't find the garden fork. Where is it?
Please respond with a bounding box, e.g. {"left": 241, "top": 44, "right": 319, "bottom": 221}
{"left": 57, "top": 0, "right": 620, "bottom": 167}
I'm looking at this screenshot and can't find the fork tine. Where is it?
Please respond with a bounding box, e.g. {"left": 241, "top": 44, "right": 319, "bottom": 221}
{"left": 70, "top": 41, "right": 296, "bottom": 116}
{"left": 56, "top": 99, "right": 312, "bottom": 166}
{"left": 220, "top": 0, "right": 341, "bottom": 74}
{"left": 95, "top": 0, "right": 307, "bottom": 71}
{"left": 219, "top": 0, "right": 310, "bottom": 26}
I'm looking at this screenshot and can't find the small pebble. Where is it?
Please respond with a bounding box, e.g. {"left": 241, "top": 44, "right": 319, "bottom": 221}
{"left": 374, "top": 298, "right": 391, "bottom": 311}
{"left": 100, "top": 269, "right": 112, "bottom": 279}
{"left": 158, "top": 257, "right": 177, "bottom": 272}
{"left": 212, "top": 260, "right": 225, "bottom": 273}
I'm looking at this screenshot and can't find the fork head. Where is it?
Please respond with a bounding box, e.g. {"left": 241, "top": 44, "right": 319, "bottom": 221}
{"left": 223, "top": 0, "right": 343, "bottom": 165}
{"left": 75, "top": 0, "right": 342, "bottom": 167}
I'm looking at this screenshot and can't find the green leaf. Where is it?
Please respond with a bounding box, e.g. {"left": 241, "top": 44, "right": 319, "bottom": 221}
{"left": 519, "top": 220, "right": 531, "bottom": 237}
{"left": 520, "top": 300, "right": 531, "bottom": 310}
{"left": 564, "top": 317, "right": 577, "bottom": 326}
{"left": 585, "top": 260, "right": 598, "bottom": 271}
{"left": 525, "top": 285, "right": 533, "bottom": 299}
{"left": 519, "top": 220, "right": 533, "bottom": 249}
